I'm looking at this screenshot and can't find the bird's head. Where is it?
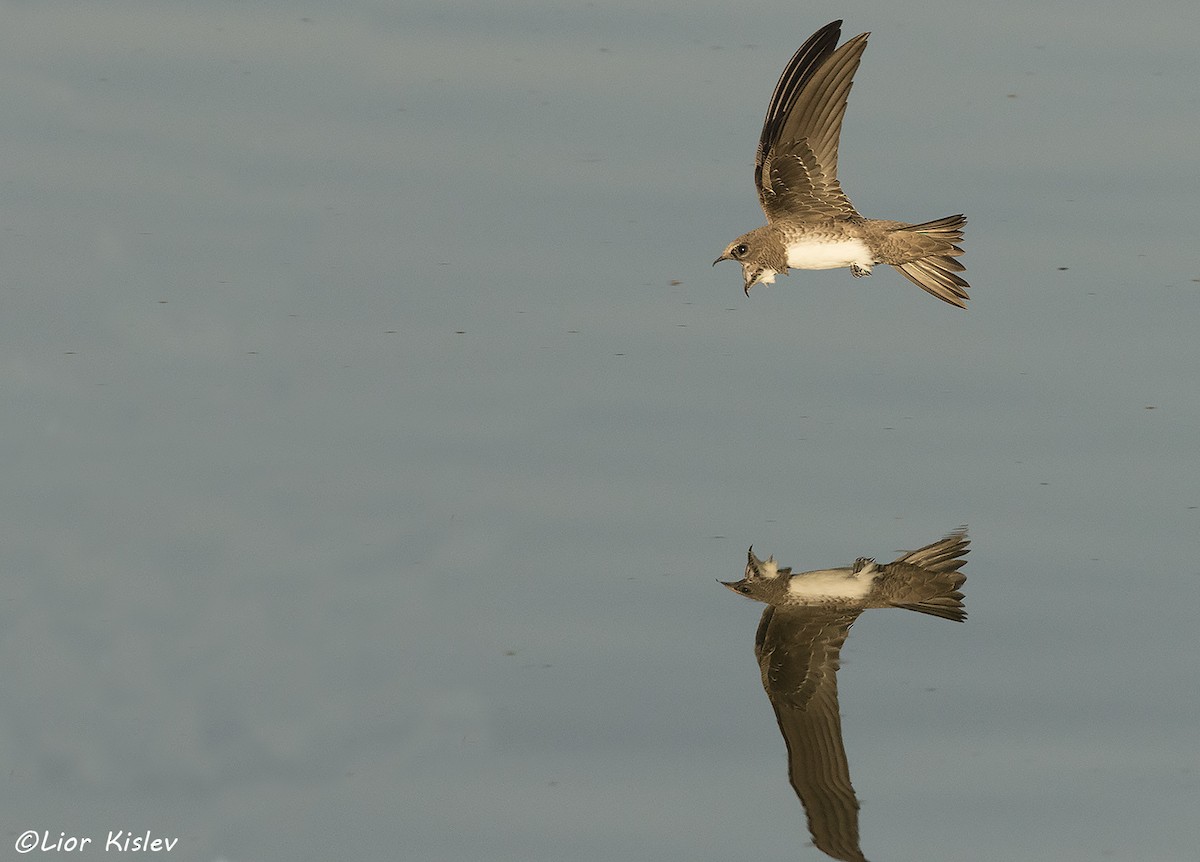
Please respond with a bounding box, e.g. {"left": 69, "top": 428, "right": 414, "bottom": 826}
{"left": 713, "top": 228, "right": 787, "bottom": 295}
{"left": 720, "top": 546, "right": 791, "bottom": 603}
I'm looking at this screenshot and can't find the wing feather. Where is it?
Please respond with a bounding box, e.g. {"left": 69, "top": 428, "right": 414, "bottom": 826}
{"left": 755, "top": 22, "right": 869, "bottom": 222}
{"left": 756, "top": 606, "right": 868, "bottom": 862}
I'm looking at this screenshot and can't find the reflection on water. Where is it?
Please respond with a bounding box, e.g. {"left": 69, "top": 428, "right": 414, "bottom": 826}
{"left": 721, "top": 529, "right": 969, "bottom": 862}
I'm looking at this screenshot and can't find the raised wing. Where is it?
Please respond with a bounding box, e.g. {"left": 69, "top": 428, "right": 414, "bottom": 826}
{"left": 755, "top": 21, "right": 869, "bottom": 222}
{"left": 755, "top": 606, "right": 869, "bottom": 862}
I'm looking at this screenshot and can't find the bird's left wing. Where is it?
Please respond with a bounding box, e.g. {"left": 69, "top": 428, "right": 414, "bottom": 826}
{"left": 755, "top": 22, "right": 868, "bottom": 222}
{"left": 755, "top": 606, "right": 869, "bottom": 862}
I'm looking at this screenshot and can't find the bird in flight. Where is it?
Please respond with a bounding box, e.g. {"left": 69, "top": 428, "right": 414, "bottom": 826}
{"left": 720, "top": 527, "right": 969, "bottom": 618}
{"left": 720, "top": 528, "right": 970, "bottom": 862}
{"left": 714, "top": 21, "right": 970, "bottom": 308}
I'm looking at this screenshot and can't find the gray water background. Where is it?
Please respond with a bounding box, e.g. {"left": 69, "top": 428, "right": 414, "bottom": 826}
{"left": 1, "top": 1, "right": 1197, "bottom": 860}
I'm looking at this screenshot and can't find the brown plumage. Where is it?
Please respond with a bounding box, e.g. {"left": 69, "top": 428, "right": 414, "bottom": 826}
{"left": 720, "top": 527, "right": 969, "bottom": 620}
{"left": 714, "top": 21, "right": 971, "bottom": 308}
{"left": 721, "top": 528, "right": 970, "bottom": 861}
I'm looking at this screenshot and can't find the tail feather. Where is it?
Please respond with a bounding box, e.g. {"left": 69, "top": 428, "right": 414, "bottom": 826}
{"left": 892, "top": 258, "right": 970, "bottom": 308}
{"left": 893, "top": 594, "right": 967, "bottom": 622}
{"left": 895, "top": 527, "right": 970, "bottom": 573}
{"left": 889, "top": 527, "right": 969, "bottom": 621}
{"left": 888, "top": 214, "right": 970, "bottom": 308}
{"left": 905, "top": 213, "right": 966, "bottom": 242}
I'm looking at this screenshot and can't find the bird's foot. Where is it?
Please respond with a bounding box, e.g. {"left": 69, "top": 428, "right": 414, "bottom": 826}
{"left": 852, "top": 557, "right": 876, "bottom": 575}
{"left": 850, "top": 264, "right": 872, "bottom": 278}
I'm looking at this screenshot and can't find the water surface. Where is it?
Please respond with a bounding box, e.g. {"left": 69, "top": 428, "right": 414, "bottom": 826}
{"left": 1, "top": 1, "right": 1197, "bottom": 860}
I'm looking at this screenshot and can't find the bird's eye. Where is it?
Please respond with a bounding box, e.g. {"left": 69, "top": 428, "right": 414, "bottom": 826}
{"left": 738, "top": 585, "right": 752, "bottom": 594}
{"left": 734, "top": 244, "right": 749, "bottom": 257}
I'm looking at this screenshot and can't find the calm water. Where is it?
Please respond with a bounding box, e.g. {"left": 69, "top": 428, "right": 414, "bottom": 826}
{"left": 2, "top": 1, "right": 1197, "bottom": 860}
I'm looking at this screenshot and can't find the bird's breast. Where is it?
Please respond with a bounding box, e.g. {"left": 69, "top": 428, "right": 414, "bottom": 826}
{"left": 785, "top": 569, "right": 876, "bottom": 601}
{"left": 784, "top": 237, "right": 873, "bottom": 271}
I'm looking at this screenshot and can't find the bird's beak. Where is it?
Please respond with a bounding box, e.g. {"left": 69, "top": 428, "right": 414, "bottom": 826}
{"left": 712, "top": 254, "right": 727, "bottom": 267}
{"left": 718, "top": 579, "right": 741, "bottom": 592}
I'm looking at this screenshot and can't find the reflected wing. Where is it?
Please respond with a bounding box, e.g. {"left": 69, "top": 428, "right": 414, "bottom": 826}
{"left": 756, "top": 606, "right": 869, "bottom": 862}
{"left": 755, "top": 21, "right": 868, "bottom": 222}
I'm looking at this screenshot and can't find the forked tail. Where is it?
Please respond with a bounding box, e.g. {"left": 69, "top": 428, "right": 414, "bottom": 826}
{"left": 890, "top": 527, "right": 969, "bottom": 621}
{"left": 889, "top": 214, "right": 970, "bottom": 309}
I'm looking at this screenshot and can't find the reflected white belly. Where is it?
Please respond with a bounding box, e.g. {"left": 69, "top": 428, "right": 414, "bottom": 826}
{"left": 786, "top": 569, "right": 875, "bottom": 600}
{"left": 785, "top": 238, "right": 873, "bottom": 270}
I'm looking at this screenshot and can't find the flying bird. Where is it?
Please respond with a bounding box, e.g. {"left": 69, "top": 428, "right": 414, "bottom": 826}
{"left": 714, "top": 21, "right": 970, "bottom": 308}
{"left": 721, "top": 528, "right": 970, "bottom": 862}
{"left": 721, "top": 528, "right": 969, "bottom": 619}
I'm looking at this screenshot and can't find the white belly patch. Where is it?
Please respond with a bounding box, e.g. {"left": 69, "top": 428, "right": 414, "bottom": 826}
{"left": 785, "top": 238, "right": 873, "bottom": 271}
{"left": 786, "top": 569, "right": 875, "bottom": 600}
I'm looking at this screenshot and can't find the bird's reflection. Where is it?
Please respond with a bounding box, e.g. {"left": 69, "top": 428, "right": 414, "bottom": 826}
{"left": 721, "top": 528, "right": 969, "bottom": 862}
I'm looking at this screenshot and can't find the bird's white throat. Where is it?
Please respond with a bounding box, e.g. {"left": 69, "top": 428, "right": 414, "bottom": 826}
{"left": 758, "top": 558, "right": 782, "bottom": 579}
